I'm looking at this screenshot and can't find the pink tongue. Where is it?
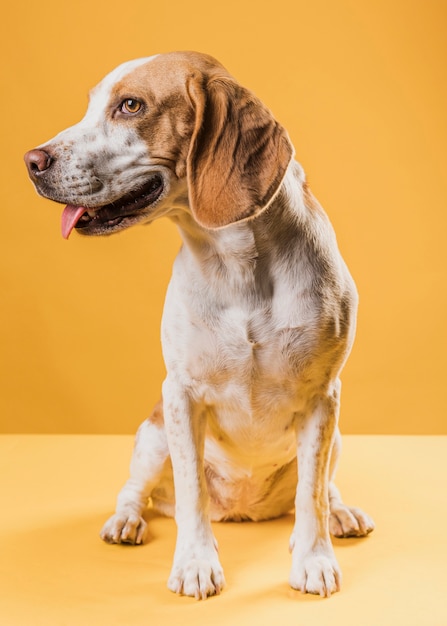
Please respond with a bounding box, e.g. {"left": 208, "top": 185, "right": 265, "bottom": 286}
{"left": 61, "top": 205, "right": 87, "bottom": 239}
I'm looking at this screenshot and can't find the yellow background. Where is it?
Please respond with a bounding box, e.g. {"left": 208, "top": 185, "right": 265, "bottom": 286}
{"left": 1, "top": 0, "right": 446, "bottom": 434}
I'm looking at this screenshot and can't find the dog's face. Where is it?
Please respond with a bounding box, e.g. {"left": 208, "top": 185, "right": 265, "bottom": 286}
{"left": 25, "top": 51, "right": 293, "bottom": 237}
{"left": 25, "top": 55, "right": 195, "bottom": 238}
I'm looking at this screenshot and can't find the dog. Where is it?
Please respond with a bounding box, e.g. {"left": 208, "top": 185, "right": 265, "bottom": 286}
{"left": 24, "top": 51, "right": 374, "bottom": 600}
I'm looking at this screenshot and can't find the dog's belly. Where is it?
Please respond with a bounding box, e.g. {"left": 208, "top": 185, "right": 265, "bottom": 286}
{"left": 203, "top": 411, "right": 298, "bottom": 521}
{"left": 206, "top": 455, "right": 297, "bottom": 522}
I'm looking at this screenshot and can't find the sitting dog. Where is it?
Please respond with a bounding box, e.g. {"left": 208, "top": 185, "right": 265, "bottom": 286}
{"left": 24, "top": 51, "right": 374, "bottom": 600}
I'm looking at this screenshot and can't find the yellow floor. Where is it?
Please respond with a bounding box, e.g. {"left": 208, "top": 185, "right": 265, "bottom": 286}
{"left": 0, "top": 435, "right": 445, "bottom": 626}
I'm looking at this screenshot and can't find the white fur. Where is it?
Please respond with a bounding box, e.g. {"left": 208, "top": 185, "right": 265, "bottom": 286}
{"left": 36, "top": 57, "right": 159, "bottom": 209}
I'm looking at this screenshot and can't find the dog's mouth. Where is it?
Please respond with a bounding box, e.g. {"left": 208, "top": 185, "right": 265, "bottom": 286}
{"left": 61, "top": 174, "right": 165, "bottom": 239}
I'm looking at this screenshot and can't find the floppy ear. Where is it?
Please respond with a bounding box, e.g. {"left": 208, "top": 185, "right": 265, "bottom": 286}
{"left": 186, "top": 75, "right": 294, "bottom": 229}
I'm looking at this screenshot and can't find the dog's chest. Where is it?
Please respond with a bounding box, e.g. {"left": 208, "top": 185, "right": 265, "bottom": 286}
{"left": 164, "top": 283, "right": 323, "bottom": 415}
{"left": 162, "top": 219, "right": 350, "bottom": 420}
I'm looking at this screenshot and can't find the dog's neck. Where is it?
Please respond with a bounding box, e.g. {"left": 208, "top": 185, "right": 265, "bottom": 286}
{"left": 169, "top": 161, "right": 316, "bottom": 303}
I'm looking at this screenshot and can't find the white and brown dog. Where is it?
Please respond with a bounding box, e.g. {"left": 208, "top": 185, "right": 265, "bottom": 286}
{"left": 25, "top": 51, "right": 374, "bottom": 600}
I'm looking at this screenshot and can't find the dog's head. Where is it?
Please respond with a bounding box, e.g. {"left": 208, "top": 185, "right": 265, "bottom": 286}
{"left": 24, "top": 51, "right": 293, "bottom": 238}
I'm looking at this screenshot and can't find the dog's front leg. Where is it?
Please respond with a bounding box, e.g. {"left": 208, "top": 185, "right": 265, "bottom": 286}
{"left": 289, "top": 386, "right": 342, "bottom": 597}
{"left": 162, "top": 378, "right": 225, "bottom": 599}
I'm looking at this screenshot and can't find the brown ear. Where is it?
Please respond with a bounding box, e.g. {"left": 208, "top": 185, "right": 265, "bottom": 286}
{"left": 186, "top": 74, "right": 294, "bottom": 229}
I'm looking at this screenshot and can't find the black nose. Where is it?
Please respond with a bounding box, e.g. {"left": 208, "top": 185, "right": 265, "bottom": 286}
{"left": 24, "top": 149, "right": 53, "bottom": 177}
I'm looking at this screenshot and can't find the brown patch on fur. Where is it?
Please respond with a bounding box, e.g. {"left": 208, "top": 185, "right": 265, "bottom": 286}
{"left": 148, "top": 399, "right": 164, "bottom": 427}
{"left": 302, "top": 181, "right": 321, "bottom": 212}
{"left": 187, "top": 73, "right": 294, "bottom": 228}
{"left": 109, "top": 52, "right": 294, "bottom": 228}
{"left": 109, "top": 54, "right": 206, "bottom": 179}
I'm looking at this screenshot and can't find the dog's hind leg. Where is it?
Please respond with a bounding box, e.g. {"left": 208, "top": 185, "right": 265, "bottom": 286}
{"left": 328, "top": 428, "right": 375, "bottom": 538}
{"left": 100, "top": 400, "right": 171, "bottom": 544}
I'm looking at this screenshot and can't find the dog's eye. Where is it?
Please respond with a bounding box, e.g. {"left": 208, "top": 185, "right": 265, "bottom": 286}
{"left": 120, "top": 99, "right": 142, "bottom": 114}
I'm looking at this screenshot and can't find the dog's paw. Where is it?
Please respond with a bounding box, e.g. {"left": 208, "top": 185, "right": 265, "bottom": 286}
{"left": 100, "top": 512, "right": 147, "bottom": 545}
{"left": 168, "top": 555, "right": 225, "bottom": 600}
{"left": 289, "top": 552, "right": 341, "bottom": 597}
{"left": 329, "top": 504, "right": 375, "bottom": 538}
